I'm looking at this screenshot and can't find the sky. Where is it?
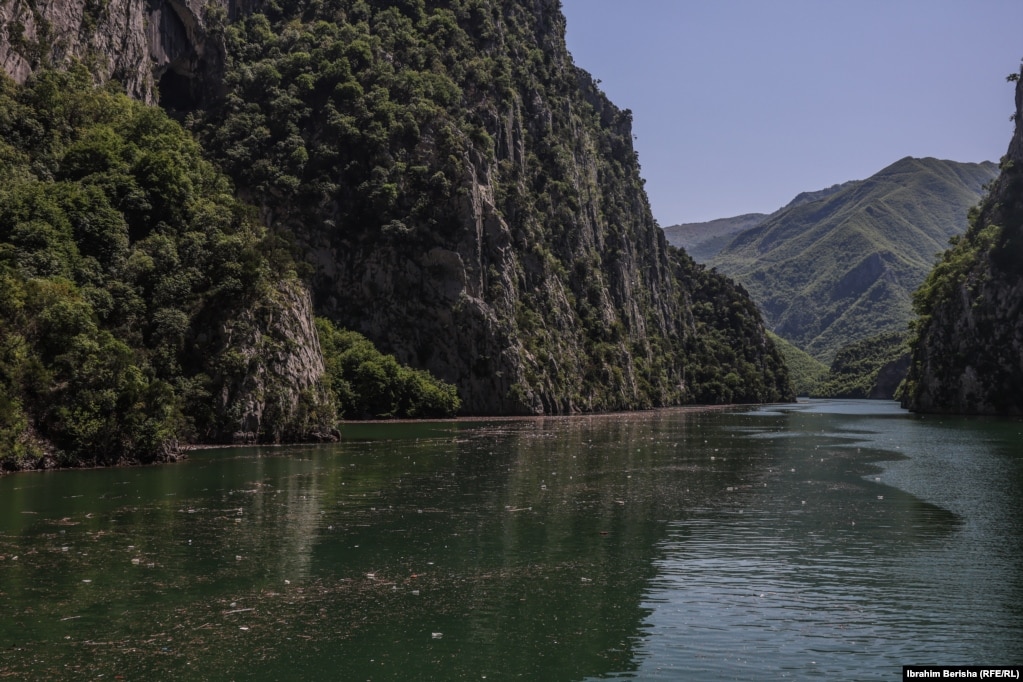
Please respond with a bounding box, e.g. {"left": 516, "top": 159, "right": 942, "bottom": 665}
{"left": 560, "top": 0, "right": 1023, "bottom": 226}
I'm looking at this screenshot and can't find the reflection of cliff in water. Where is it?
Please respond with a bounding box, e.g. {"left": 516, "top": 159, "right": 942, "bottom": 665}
{"left": 0, "top": 404, "right": 993, "bottom": 681}
{"left": 263, "top": 409, "right": 774, "bottom": 681}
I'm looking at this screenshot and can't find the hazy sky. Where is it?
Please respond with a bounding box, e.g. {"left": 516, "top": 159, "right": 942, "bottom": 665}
{"left": 560, "top": 0, "right": 1023, "bottom": 226}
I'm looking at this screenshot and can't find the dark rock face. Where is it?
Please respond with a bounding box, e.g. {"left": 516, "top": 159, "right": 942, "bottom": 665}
{"left": 869, "top": 354, "right": 910, "bottom": 400}
{"left": 196, "top": 1, "right": 791, "bottom": 413}
{"left": 0, "top": 0, "right": 793, "bottom": 416}
{"left": 903, "top": 70, "right": 1023, "bottom": 415}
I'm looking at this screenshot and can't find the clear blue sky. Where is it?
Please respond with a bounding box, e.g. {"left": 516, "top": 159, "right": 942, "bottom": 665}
{"left": 561, "top": 0, "right": 1023, "bottom": 226}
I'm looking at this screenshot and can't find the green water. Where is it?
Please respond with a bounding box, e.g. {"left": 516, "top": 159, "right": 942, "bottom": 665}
{"left": 0, "top": 401, "right": 1020, "bottom": 680}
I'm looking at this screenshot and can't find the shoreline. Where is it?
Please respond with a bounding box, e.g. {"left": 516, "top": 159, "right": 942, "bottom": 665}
{"left": 336, "top": 402, "right": 745, "bottom": 426}
{"left": 2, "top": 402, "right": 766, "bottom": 475}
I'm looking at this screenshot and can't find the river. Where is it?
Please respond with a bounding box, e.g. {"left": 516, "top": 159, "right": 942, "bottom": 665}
{"left": 0, "top": 400, "right": 1020, "bottom": 680}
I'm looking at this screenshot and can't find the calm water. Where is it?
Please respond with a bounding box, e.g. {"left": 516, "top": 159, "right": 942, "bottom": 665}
{"left": 0, "top": 400, "right": 1020, "bottom": 680}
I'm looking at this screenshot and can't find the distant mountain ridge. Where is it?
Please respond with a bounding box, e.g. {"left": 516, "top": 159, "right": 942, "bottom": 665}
{"left": 706, "top": 156, "right": 998, "bottom": 361}
{"left": 662, "top": 213, "right": 768, "bottom": 262}
{"left": 661, "top": 181, "right": 858, "bottom": 263}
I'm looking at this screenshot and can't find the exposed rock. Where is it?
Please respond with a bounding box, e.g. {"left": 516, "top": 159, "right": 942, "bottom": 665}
{"left": 0, "top": 0, "right": 255, "bottom": 104}
{"left": 903, "top": 68, "right": 1023, "bottom": 415}
{"left": 205, "top": 278, "right": 337, "bottom": 443}
{"left": 0, "top": 0, "right": 793, "bottom": 417}
{"left": 869, "top": 354, "right": 910, "bottom": 400}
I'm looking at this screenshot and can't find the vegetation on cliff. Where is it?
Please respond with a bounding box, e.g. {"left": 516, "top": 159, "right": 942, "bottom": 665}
{"left": 190, "top": 0, "right": 792, "bottom": 413}
{"left": 671, "top": 251, "right": 791, "bottom": 404}
{"left": 0, "top": 67, "right": 469, "bottom": 470}
{"left": 0, "top": 67, "right": 343, "bottom": 470}
{"left": 903, "top": 70, "right": 1023, "bottom": 415}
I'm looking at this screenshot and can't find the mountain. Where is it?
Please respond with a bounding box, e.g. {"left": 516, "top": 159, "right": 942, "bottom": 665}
{"left": 778, "top": 180, "right": 859, "bottom": 212}
{"left": 0, "top": 0, "right": 792, "bottom": 467}
{"left": 661, "top": 181, "right": 857, "bottom": 263}
{"left": 902, "top": 70, "right": 1023, "bottom": 415}
{"left": 662, "top": 213, "right": 768, "bottom": 262}
{"left": 708, "top": 157, "right": 998, "bottom": 361}
{"left": 184, "top": 1, "right": 792, "bottom": 414}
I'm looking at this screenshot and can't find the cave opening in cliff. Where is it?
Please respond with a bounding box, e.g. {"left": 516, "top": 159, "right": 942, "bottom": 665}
{"left": 158, "top": 69, "right": 197, "bottom": 114}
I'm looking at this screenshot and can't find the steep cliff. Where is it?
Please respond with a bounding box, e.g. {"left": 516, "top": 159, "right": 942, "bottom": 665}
{"left": 902, "top": 69, "right": 1023, "bottom": 415}
{"left": 0, "top": 0, "right": 243, "bottom": 103}
{"left": 193, "top": 0, "right": 791, "bottom": 413}
{"left": 0, "top": 0, "right": 793, "bottom": 425}
{"left": 201, "top": 278, "right": 337, "bottom": 444}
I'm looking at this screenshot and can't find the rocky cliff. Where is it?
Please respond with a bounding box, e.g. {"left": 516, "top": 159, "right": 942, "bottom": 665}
{"left": 0, "top": 0, "right": 793, "bottom": 420}
{"left": 204, "top": 278, "right": 337, "bottom": 443}
{"left": 192, "top": 0, "right": 791, "bottom": 413}
{"left": 0, "top": 0, "right": 243, "bottom": 103}
{"left": 902, "top": 69, "right": 1023, "bottom": 415}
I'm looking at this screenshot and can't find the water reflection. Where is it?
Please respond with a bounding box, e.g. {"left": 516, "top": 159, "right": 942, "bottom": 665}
{"left": 0, "top": 403, "right": 1020, "bottom": 680}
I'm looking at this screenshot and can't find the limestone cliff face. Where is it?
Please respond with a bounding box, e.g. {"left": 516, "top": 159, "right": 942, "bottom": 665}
{"left": 0, "top": 0, "right": 793, "bottom": 416}
{"left": 306, "top": 67, "right": 687, "bottom": 414}
{"left": 204, "top": 279, "right": 337, "bottom": 443}
{"left": 0, "top": 0, "right": 257, "bottom": 104}
{"left": 903, "top": 68, "right": 1023, "bottom": 415}
{"left": 197, "top": 0, "right": 790, "bottom": 414}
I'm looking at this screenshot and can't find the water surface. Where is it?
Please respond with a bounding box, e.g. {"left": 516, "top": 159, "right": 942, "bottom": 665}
{"left": 0, "top": 401, "right": 1020, "bottom": 679}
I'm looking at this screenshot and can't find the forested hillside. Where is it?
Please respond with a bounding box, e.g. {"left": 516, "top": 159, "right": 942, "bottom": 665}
{"left": 812, "top": 332, "right": 908, "bottom": 400}
{"left": 662, "top": 181, "right": 855, "bottom": 263}
{"left": 902, "top": 70, "right": 1023, "bottom": 415}
{"left": 767, "top": 333, "right": 827, "bottom": 396}
{"left": 709, "top": 157, "right": 997, "bottom": 361}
